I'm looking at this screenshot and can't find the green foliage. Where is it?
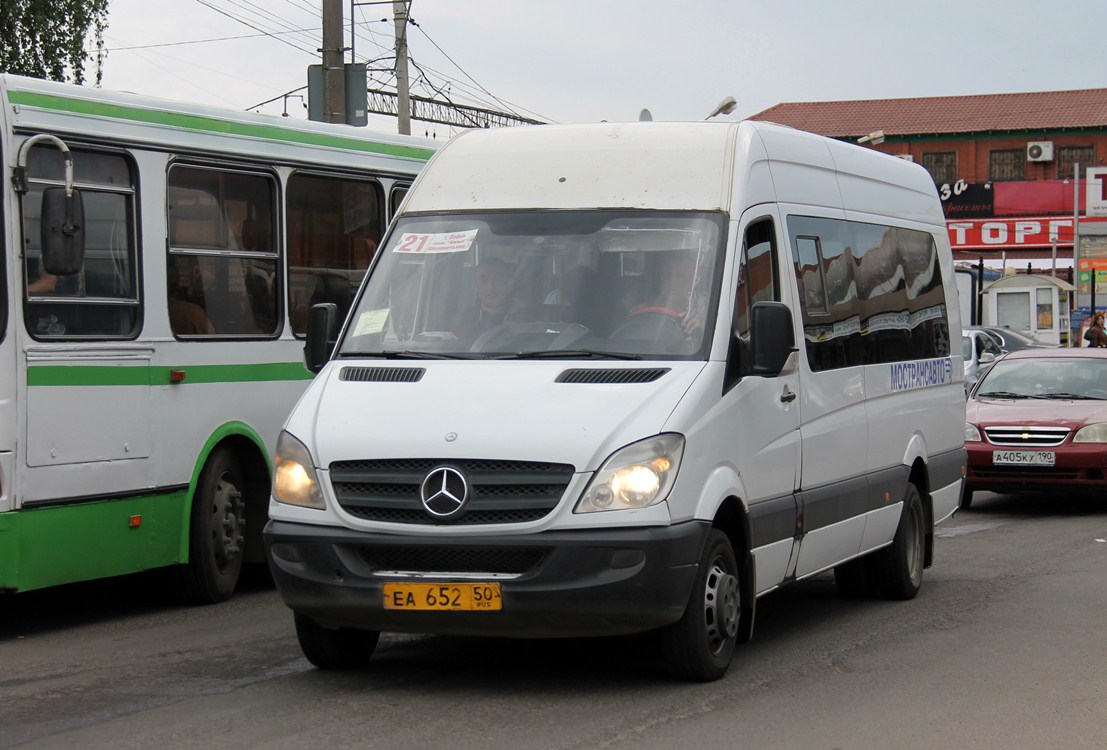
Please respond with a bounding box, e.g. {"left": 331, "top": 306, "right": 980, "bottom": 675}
{"left": 0, "top": 0, "right": 109, "bottom": 85}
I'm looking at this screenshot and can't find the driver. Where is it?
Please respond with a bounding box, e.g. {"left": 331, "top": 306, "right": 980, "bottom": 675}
{"left": 624, "top": 251, "right": 703, "bottom": 336}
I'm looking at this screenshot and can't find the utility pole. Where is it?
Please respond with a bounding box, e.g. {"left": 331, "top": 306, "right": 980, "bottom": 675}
{"left": 393, "top": 0, "right": 411, "bottom": 135}
{"left": 321, "top": 0, "right": 346, "bottom": 124}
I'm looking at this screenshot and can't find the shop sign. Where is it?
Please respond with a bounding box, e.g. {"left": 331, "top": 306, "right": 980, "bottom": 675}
{"left": 1086, "top": 168, "right": 1107, "bottom": 218}
{"left": 946, "top": 217, "right": 1085, "bottom": 250}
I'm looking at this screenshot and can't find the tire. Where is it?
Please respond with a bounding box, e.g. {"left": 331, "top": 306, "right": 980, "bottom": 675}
{"left": 182, "top": 446, "right": 247, "bottom": 604}
{"left": 833, "top": 557, "right": 879, "bottom": 599}
{"left": 874, "top": 483, "right": 926, "bottom": 600}
{"left": 661, "top": 529, "right": 741, "bottom": 682}
{"left": 295, "top": 613, "right": 380, "bottom": 670}
{"left": 959, "top": 488, "right": 974, "bottom": 511}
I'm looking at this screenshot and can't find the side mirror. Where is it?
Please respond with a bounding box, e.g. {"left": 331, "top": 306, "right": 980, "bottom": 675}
{"left": 748, "top": 301, "right": 796, "bottom": 376}
{"left": 979, "top": 351, "right": 995, "bottom": 364}
{"left": 41, "top": 187, "right": 85, "bottom": 275}
{"left": 304, "top": 303, "right": 338, "bottom": 373}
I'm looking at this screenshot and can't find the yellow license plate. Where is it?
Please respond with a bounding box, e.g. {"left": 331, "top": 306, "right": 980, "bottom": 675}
{"left": 382, "top": 582, "right": 502, "bottom": 611}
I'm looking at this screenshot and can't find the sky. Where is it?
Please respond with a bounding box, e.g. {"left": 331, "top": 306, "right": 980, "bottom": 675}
{"left": 97, "top": 0, "right": 1107, "bottom": 140}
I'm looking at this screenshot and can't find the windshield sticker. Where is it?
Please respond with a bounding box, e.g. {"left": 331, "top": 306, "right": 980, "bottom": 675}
{"left": 352, "top": 309, "right": 389, "bottom": 336}
{"left": 394, "top": 230, "right": 478, "bottom": 254}
{"left": 890, "top": 357, "right": 955, "bottom": 391}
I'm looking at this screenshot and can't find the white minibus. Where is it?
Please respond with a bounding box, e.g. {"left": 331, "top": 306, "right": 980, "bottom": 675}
{"left": 265, "top": 121, "right": 967, "bottom": 680}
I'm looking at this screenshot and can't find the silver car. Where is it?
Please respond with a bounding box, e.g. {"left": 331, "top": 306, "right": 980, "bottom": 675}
{"left": 962, "top": 328, "right": 1005, "bottom": 391}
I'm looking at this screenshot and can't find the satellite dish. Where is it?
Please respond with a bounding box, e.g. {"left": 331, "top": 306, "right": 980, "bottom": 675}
{"left": 639, "top": 108, "right": 653, "bottom": 122}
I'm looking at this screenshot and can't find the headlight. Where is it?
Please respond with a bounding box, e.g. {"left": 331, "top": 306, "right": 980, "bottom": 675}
{"left": 273, "top": 431, "right": 325, "bottom": 509}
{"left": 965, "top": 423, "right": 982, "bottom": 442}
{"left": 1073, "top": 423, "right": 1107, "bottom": 443}
{"left": 576, "top": 434, "right": 684, "bottom": 513}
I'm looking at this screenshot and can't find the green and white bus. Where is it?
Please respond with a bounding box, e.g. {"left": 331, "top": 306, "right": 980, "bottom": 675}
{"left": 0, "top": 74, "right": 436, "bottom": 601}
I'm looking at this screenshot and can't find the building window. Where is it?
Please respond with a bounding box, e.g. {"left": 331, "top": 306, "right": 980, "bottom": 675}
{"left": 921, "top": 152, "right": 957, "bottom": 184}
{"left": 989, "top": 149, "right": 1025, "bottom": 182}
{"left": 1057, "top": 146, "right": 1094, "bottom": 180}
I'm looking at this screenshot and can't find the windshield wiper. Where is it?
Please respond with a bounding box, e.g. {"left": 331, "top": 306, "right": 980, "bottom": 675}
{"left": 495, "top": 349, "right": 644, "bottom": 361}
{"left": 353, "top": 350, "right": 473, "bottom": 360}
{"left": 1031, "top": 392, "right": 1095, "bottom": 400}
{"left": 976, "top": 390, "right": 1028, "bottom": 399}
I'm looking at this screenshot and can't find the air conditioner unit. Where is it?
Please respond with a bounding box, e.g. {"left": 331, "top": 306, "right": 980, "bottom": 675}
{"left": 894, "top": 153, "right": 914, "bottom": 162}
{"left": 1027, "top": 141, "right": 1054, "bottom": 162}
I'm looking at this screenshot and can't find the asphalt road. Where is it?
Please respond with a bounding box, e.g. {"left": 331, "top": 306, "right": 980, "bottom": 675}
{"left": 2, "top": 491, "right": 1106, "bottom": 750}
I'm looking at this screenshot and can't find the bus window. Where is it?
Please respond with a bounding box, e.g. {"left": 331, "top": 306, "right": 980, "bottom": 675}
{"left": 166, "top": 165, "right": 278, "bottom": 337}
{"left": 21, "top": 147, "right": 139, "bottom": 339}
{"left": 287, "top": 173, "right": 383, "bottom": 335}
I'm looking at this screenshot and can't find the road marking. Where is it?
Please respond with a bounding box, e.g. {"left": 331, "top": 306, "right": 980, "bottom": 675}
{"left": 936, "top": 521, "right": 1003, "bottom": 538}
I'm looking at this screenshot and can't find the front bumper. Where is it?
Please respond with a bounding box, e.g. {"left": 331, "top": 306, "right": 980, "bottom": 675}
{"left": 264, "top": 519, "right": 710, "bottom": 637}
{"left": 965, "top": 442, "right": 1107, "bottom": 494}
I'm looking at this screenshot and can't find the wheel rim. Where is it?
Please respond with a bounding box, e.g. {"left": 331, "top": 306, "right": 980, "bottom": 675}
{"left": 211, "top": 472, "right": 245, "bottom": 571}
{"left": 703, "top": 557, "right": 740, "bottom": 656}
{"left": 905, "top": 501, "right": 923, "bottom": 587}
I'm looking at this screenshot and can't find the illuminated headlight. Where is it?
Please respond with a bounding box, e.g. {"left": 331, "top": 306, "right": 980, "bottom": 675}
{"left": 965, "top": 423, "right": 982, "bottom": 442}
{"left": 576, "top": 434, "right": 684, "bottom": 513}
{"left": 1073, "top": 423, "right": 1107, "bottom": 443}
{"left": 273, "top": 431, "right": 325, "bottom": 509}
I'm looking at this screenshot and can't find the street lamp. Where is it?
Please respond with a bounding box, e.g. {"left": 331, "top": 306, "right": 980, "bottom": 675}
{"left": 857, "top": 130, "right": 885, "bottom": 145}
{"left": 706, "top": 96, "right": 737, "bottom": 120}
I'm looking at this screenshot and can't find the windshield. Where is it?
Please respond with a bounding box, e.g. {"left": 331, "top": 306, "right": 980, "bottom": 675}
{"left": 338, "top": 210, "right": 725, "bottom": 360}
{"left": 975, "top": 357, "right": 1107, "bottom": 400}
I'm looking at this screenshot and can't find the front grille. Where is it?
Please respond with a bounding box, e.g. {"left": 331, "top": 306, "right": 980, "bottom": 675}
{"left": 358, "top": 545, "right": 548, "bottom": 574}
{"left": 330, "top": 458, "right": 574, "bottom": 525}
{"left": 972, "top": 466, "right": 1098, "bottom": 483}
{"left": 984, "top": 425, "right": 1070, "bottom": 447}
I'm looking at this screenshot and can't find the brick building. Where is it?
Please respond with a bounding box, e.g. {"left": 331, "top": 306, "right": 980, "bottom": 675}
{"left": 748, "top": 89, "right": 1107, "bottom": 269}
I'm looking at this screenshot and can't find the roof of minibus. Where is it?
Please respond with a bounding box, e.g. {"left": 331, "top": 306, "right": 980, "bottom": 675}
{"left": 401, "top": 120, "right": 945, "bottom": 227}
{"left": 0, "top": 73, "right": 437, "bottom": 168}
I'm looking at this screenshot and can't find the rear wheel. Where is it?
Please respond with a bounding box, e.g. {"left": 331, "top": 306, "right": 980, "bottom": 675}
{"left": 182, "top": 446, "right": 246, "bottom": 603}
{"left": 874, "top": 483, "right": 926, "bottom": 600}
{"left": 661, "top": 529, "right": 740, "bottom": 681}
{"left": 294, "top": 613, "right": 379, "bottom": 670}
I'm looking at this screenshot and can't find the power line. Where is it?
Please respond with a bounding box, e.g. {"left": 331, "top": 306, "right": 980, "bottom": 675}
{"left": 102, "top": 28, "right": 316, "bottom": 52}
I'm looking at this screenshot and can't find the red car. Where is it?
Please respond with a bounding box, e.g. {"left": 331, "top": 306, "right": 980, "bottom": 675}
{"left": 962, "top": 348, "right": 1107, "bottom": 509}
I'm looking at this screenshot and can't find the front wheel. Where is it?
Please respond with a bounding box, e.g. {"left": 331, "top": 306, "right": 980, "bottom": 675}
{"left": 959, "top": 488, "right": 974, "bottom": 511}
{"left": 661, "top": 529, "right": 740, "bottom": 681}
{"left": 295, "top": 613, "right": 380, "bottom": 670}
{"left": 874, "top": 483, "right": 926, "bottom": 600}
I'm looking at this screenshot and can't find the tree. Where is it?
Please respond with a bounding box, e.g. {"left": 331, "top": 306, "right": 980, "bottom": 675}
{"left": 0, "top": 0, "right": 109, "bottom": 85}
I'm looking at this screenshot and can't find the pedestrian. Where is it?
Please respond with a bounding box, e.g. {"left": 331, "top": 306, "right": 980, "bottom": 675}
{"left": 1087, "top": 312, "right": 1107, "bottom": 348}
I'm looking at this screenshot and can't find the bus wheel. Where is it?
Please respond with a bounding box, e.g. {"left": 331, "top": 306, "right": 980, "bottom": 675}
{"left": 295, "top": 613, "right": 379, "bottom": 669}
{"left": 874, "top": 483, "right": 925, "bottom": 600}
{"left": 959, "top": 489, "right": 974, "bottom": 511}
{"left": 661, "top": 529, "right": 740, "bottom": 682}
{"left": 184, "top": 446, "right": 246, "bottom": 603}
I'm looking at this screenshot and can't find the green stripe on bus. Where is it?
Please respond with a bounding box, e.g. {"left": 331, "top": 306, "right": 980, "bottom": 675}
{"left": 7, "top": 89, "right": 436, "bottom": 162}
{"left": 27, "top": 362, "right": 314, "bottom": 387}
